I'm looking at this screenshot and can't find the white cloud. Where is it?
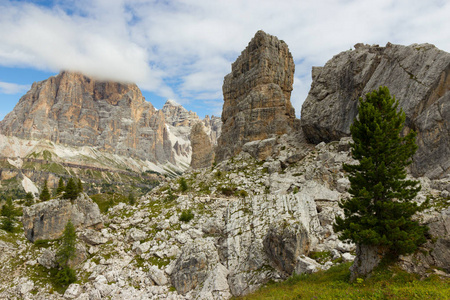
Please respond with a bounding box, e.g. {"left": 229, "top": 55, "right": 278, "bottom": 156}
{"left": 0, "top": 0, "right": 449, "bottom": 116}
{"left": 0, "top": 81, "right": 30, "bottom": 95}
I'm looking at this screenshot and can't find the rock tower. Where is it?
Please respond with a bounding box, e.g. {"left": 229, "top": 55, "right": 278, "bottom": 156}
{"left": 216, "top": 30, "right": 297, "bottom": 162}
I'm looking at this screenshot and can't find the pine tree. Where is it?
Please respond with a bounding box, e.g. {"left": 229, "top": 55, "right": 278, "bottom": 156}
{"left": 334, "top": 87, "right": 427, "bottom": 257}
{"left": 25, "top": 192, "right": 34, "bottom": 206}
{"left": 39, "top": 180, "right": 51, "bottom": 201}
{"left": 77, "top": 178, "right": 83, "bottom": 194}
{"left": 64, "top": 178, "right": 78, "bottom": 201}
{"left": 56, "top": 177, "right": 65, "bottom": 195}
{"left": 128, "top": 192, "right": 136, "bottom": 205}
{"left": 55, "top": 220, "right": 77, "bottom": 286}
{"left": 56, "top": 220, "right": 77, "bottom": 266}
{"left": 1, "top": 198, "right": 16, "bottom": 232}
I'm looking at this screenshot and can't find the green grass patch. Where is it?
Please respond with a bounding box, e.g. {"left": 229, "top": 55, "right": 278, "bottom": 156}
{"left": 90, "top": 193, "right": 128, "bottom": 213}
{"left": 233, "top": 263, "right": 450, "bottom": 300}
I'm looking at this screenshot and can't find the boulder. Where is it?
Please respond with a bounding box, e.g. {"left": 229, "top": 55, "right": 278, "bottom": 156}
{"left": 37, "top": 249, "right": 57, "bottom": 269}
{"left": 216, "top": 30, "right": 298, "bottom": 162}
{"left": 80, "top": 229, "right": 108, "bottom": 245}
{"left": 301, "top": 43, "right": 450, "bottom": 178}
{"left": 22, "top": 193, "right": 102, "bottom": 242}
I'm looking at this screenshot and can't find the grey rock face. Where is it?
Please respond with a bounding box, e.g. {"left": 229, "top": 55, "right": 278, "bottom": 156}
{"left": 216, "top": 30, "right": 297, "bottom": 162}
{"left": 22, "top": 193, "right": 102, "bottom": 242}
{"left": 301, "top": 43, "right": 450, "bottom": 178}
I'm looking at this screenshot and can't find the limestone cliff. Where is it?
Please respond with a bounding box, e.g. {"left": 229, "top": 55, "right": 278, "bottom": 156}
{"left": 301, "top": 43, "right": 450, "bottom": 178}
{"left": 216, "top": 30, "right": 297, "bottom": 162}
{"left": 0, "top": 71, "right": 174, "bottom": 164}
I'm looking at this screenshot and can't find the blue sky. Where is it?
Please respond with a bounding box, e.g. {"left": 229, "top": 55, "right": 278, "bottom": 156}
{"left": 1, "top": 0, "right": 450, "bottom": 120}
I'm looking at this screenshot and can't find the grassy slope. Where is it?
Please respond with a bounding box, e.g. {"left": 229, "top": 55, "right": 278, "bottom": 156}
{"left": 234, "top": 262, "right": 450, "bottom": 300}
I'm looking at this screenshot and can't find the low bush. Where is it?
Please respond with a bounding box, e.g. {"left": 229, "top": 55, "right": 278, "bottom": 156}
{"left": 179, "top": 209, "right": 194, "bottom": 223}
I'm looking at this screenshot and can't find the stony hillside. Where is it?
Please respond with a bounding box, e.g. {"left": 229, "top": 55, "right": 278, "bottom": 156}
{"left": 0, "top": 132, "right": 448, "bottom": 299}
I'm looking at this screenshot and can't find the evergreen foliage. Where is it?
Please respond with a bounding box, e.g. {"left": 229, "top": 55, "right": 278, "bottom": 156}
{"left": 56, "top": 177, "right": 65, "bottom": 195}
{"left": 64, "top": 178, "right": 79, "bottom": 200}
{"left": 128, "top": 192, "right": 136, "bottom": 205}
{"left": 56, "top": 220, "right": 77, "bottom": 266}
{"left": 77, "top": 178, "right": 83, "bottom": 193}
{"left": 39, "top": 180, "right": 51, "bottom": 201}
{"left": 334, "top": 87, "right": 427, "bottom": 257}
{"left": 55, "top": 220, "right": 77, "bottom": 287}
{"left": 25, "top": 192, "right": 34, "bottom": 206}
{"left": 0, "top": 198, "right": 16, "bottom": 232}
{"left": 179, "top": 177, "right": 188, "bottom": 192}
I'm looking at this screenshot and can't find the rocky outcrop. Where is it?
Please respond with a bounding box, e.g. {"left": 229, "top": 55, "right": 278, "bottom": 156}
{"left": 301, "top": 43, "right": 450, "bottom": 178}
{"left": 216, "top": 30, "right": 297, "bottom": 162}
{"left": 190, "top": 122, "right": 214, "bottom": 169}
{"left": 22, "top": 193, "right": 102, "bottom": 242}
{"left": 0, "top": 71, "right": 174, "bottom": 164}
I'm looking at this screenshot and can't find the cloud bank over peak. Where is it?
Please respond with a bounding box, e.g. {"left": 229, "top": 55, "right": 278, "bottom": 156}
{"left": 0, "top": 0, "right": 449, "bottom": 117}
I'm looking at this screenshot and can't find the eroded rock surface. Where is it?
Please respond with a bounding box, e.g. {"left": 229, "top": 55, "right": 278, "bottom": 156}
{"left": 216, "top": 30, "right": 297, "bottom": 162}
{"left": 301, "top": 43, "right": 450, "bottom": 178}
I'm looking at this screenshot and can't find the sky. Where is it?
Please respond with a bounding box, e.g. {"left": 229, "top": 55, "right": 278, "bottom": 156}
{"left": 0, "top": 0, "right": 449, "bottom": 121}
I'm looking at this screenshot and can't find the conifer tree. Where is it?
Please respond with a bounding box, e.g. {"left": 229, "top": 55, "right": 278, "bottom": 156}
{"left": 128, "top": 192, "right": 136, "bottom": 205}
{"left": 56, "top": 177, "right": 65, "bottom": 195}
{"left": 77, "top": 178, "right": 83, "bottom": 194}
{"left": 1, "top": 198, "right": 16, "bottom": 232}
{"left": 64, "top": 178, "right": 78, "bottom": 201}
{"left": 39, "top": 180, "right": 51, "bottom": 201}
{"left": 24, "top": 192, "right": 34, "bottom": 206}
{"left": 334, "top": 87, "right": 427, "bottom": 257}
{"left": 55, "top": 220, "right": 77, "bottom": 286}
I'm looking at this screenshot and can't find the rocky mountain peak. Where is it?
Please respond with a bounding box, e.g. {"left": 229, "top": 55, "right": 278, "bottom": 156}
{"left": 161, "top": 99, "right": 200, "bottom": 127}
{"left": 0, "top": 71, "right": 174, "bottom": 164}
{"left": 216, "top": 30, "right": 298, "bottom": 162}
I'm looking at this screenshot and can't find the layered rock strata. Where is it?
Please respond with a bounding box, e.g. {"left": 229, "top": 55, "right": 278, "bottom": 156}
{"left": 0, "top": 71, "right": 174, "bottom": 164}
{"left": 216, "top": 30, "right": 297, "bottom": 162}
{"left": 301, "top": 43, "right": 450, "bottom": 178}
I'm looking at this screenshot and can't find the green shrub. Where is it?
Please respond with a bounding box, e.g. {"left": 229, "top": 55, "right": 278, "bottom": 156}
{"left": 55, "top": 266, "right": 77, "bottom": 287}
{"left": 179, "top": 209, "right": 194, "bottom": 223}
{"left": 221, "top": 187, "right": 235, "bottom": 196}
{"left": 237, "top": 190, "right": 248, "bottom": 198}
{"left": 179, "top": 177, "right": 188, "bottom": 192}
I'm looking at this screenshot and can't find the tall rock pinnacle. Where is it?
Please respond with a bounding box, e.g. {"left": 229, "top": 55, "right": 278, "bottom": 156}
{"left": 215, "top": 30, "right": 297, "bottom": 162}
